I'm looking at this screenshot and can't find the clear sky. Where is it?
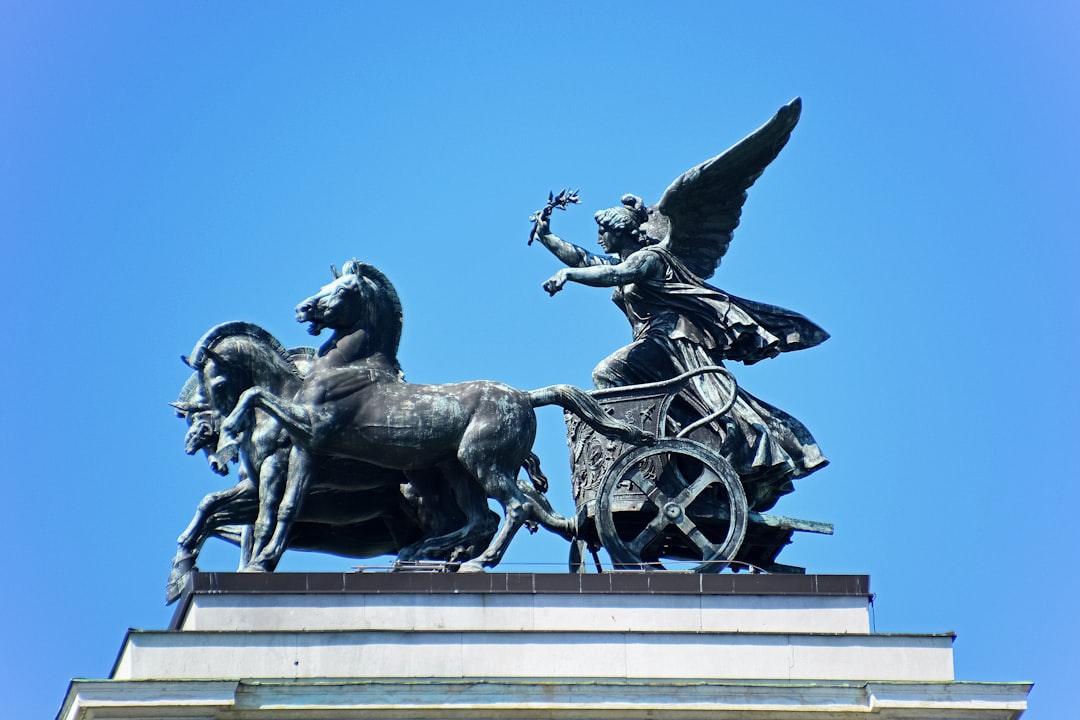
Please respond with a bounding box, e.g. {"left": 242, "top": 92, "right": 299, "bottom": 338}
{"left": 2, "top": 3, "right": 1076, "bottom": 718}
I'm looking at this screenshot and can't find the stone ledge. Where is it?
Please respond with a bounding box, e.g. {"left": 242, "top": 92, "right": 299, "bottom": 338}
{"left": 60, "top": 678, "right": 1032, "bottom": 720}
{"left": 171, "top": 572, "right": 871, "bottom": 630}
{"left": 177, "top": 591, "right": 874, "bottom": 634}
{"left": 190, "top": 571, "right": 870, "bottom": 595}
{"left": 112, "top": 628, "right": 956, "bottom": 683}
{"left": 177, "top": 574, "right": 868, "bottom": 595}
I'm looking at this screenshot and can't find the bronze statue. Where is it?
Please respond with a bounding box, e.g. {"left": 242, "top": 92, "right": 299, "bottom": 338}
{"left": 530, "top": 98, "right": 828, "bottom": 512}
{"left": 167, "top": 99, "right": 835, "bottom": 588}
{"left": 206, "top": 260, "right": 649, "bottom": 575}
{"left": 168, "top": 325, "right": 466, "bottom": 602}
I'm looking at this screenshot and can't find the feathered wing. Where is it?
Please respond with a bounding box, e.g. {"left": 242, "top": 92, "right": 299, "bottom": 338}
{"left": 650, "top": 97, "right": 802, "bottom": 279}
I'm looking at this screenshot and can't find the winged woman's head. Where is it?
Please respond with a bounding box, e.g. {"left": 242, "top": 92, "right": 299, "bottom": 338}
{"left": 594, "top": 194, "right": 651, "bottom": 248}
{"left": 595, "top": 194, "right": 647, "bottom": 230}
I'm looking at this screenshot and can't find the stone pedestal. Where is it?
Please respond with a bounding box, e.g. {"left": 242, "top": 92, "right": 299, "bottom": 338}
{"left": 59, "top": 572, "right": 1030, "bottom": 719}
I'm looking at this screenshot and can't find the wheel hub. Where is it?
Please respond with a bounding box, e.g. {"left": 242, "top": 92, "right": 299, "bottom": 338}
{"left": 662, "top": 502, "right": 683, "bottom": 521}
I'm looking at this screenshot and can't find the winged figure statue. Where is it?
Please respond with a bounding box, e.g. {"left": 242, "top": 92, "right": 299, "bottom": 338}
{"left": 531, "top": 97, "right": 828, "bottom": 511}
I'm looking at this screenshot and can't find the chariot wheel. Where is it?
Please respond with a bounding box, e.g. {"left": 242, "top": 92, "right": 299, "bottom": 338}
{"left": 596, "top": 438, "right": 748, "bottom": 572}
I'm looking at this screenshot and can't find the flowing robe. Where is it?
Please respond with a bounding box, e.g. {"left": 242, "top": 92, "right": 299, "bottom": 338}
{"left": 593, "top": 244, "right": 828, "bottom": 511}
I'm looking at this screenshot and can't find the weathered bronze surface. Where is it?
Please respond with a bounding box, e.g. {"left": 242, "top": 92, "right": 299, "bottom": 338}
{"left": 169, "top": 100, "right": 832, "bottom": 601}
{"left": 170, "top": 261, "right": 649, "bottom": 602}
{"left": 532, "top": 98, "right": 828, "bottom": 514}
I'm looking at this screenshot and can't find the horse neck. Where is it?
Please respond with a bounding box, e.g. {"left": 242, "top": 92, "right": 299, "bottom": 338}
{"left": 320, "top": 319, "right": 395, "bottom": 365}
{"left": 316, "top": 325, "right": 401, "bottom": 378}
{"left": 355, "top": 352, "right": 402, "bottom": 379}
{"left": 237, "top": 340, "right": 301, "bottom": 395}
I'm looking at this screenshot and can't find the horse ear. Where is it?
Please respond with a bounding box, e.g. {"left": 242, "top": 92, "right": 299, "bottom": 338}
{"left": 170, "top": 400, "right": 209, "bottom": 417}
{"left": 181, "top": 355, "right": 193, "bottom": 368}
{"left": 340, "top": 258, "right": 364, "bottom": 276}
{"left": 330, "top": 264, "right": 341, "bottom": 279}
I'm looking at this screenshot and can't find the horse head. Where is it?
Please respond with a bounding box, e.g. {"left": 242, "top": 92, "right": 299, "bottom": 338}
{"left": 186, "top": 322, "right": 303, "bottom": 417}
{"left": 294, "top": 259, "right": 403, "bottom": 365}
{"left": 293, "top": 262, "right": 403, "bottom": 377}
{"left": 184, "top": 409, "right": 229, "bottom": 475}
{"left": 173, "top": 376, "right": 230, "bottom": 475}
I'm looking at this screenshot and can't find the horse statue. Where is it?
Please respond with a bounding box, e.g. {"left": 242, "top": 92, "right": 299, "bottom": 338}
{"left": 169, "top": 320, "right": 501, "bottom": 600}
{"left": 215, "top": 259, "right": 653, "bottom": 572}
{"left": 172, "top": 374, "right": 229, "bottom": 476}
{"left": 169, "top": 350, "right": 415, "bottom": 601}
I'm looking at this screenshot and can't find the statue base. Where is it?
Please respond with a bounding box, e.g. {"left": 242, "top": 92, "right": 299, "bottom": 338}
{"left": 59, "top": 571, "right": 1030, "bottom": 719}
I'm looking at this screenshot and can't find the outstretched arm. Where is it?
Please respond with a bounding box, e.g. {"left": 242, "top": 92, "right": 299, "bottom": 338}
{"left": 544, "top": 249, "right": 661, "bottom": 296}
{"left": 533, "top": 216, "right": 615, "bottom": 268}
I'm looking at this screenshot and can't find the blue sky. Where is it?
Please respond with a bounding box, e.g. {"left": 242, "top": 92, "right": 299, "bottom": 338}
{"left": 2, "top": 3, "right": 1076, "bottom": 718}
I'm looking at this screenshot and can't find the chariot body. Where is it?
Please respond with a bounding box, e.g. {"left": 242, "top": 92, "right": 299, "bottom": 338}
{"left": 565, "top": 367, "right": 832, "bottom": 573}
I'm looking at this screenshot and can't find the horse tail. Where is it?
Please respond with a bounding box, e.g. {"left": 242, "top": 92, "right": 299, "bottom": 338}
{"left": 527, "top": 385, "right": 654, "bottom": 446}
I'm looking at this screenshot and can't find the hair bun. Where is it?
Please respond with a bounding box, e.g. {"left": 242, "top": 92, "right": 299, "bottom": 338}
{"left": 620, "top": 194, "right": 648, "bottom": 224}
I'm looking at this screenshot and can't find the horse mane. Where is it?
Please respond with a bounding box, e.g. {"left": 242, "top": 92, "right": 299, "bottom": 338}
{"left": 177, "top": 373, "right": 201, "bottom": 403}
{"left": 172, "top": 372, "right": 209, "bottom": 416}
{"left": 346, "top": 260, "right": 404, "bottom": 378}
{"left": 287, "top": 346, "right": 317, "bottom": 377}
{"left": 189, "top": 321, "right": 302, "bottom": 380}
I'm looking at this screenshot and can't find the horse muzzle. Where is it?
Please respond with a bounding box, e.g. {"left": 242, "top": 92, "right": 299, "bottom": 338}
{"left": 295, "top": 302, "right": 325, "bottom": 335}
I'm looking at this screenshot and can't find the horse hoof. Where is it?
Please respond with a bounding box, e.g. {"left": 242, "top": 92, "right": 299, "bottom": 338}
{"left": 165, "top": 564, "right": 195, "bottom": 605}
{"left": 165, "top": 580, "right": 184, "bottom": 605}
{"left": 164, "top": 578, "right": 187, "bottom": 604}
{"left": 458, "top": 560, "right": 485, "bottom": 573}
{"left": 171, "top": 552, "right": 197, "bottom": 576}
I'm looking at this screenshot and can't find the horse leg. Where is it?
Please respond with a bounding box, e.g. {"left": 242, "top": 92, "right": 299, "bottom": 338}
{"left": 244, "top": 446, "right": 288, "bottom": 569}
{"left": 458, "top": 480, "right": 528, "bottom": 572}
{"left": 239, "top": 526, "right": 253, "bottom": 569}
{"left": 168, "top": 480, "right": 257, "bottom": 603}
{"left": 183, "top": 490, "right": 259, "bottom": 562}
{"left": 437, "top": 460, "right": 499, "bottom": 561}
{"left": 452, "top": 400, "right": 547, "bottom": 571}
{"left": 248, "top": 445, "right": 313, "bottom": 570}
{"left": 518, "top": 453, "right": 575, "bottom": 539}
{"left": 398, "top": 467, "right": 457, "bottom": 536}
{"left": 454, "top": 453, "right": 535, "bottom": 571}
{"left": 516, "top": 475, "right": 575, "bottom": 540}
{"left": 219, "top": 388, "right": 320, "bottom": 460}
{"left": 397, "top": 462, "right": 496, "bottom": 564}
{"left": 395, "top": 469, "right": 451, "bottom": 562}
{"left": 177, "top": 490, "right": 226, "bottom": 551}
{"left": 177, "top": 480, "right": 255, "bottom": 552}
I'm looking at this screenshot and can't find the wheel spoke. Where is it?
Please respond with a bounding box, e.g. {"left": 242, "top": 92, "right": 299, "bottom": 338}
{"left": 627, "top": 513, "right": 671, "bottom": 556}
{"left": 674, "top": 514, "right": 720, "bottom": 557}
{"left": 631, "top": 472, "right": 672, "bottom": 510}
{"left": 595, "top": 439, "right": 748, "bottom": 572}
{"left": 672, "top": 466, "right": 722, "bottom": 508}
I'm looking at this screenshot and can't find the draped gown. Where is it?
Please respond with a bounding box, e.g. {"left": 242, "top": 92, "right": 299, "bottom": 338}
{"left": 591, "top": 244, "right": 829, "bottom": 511}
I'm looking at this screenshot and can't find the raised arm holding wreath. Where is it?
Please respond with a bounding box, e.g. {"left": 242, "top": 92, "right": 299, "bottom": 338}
{"left": 531, "top": 98, "right": 828, "bottom": 511}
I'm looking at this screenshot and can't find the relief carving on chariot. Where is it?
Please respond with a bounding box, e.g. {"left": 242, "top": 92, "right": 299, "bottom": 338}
{"left": 167, "top": 98, "right": 833, "bottom": 603}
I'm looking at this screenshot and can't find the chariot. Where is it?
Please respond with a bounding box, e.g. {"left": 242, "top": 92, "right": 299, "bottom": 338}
{"left": 565, "top": 367, "right": 832, "bottom": 573}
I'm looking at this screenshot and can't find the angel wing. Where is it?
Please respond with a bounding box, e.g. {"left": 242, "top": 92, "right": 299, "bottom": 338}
{"left": 646, "top": 97, "right": 802, "bottom": 280}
